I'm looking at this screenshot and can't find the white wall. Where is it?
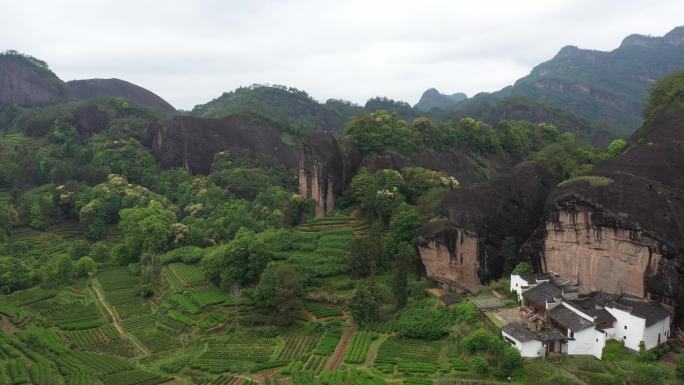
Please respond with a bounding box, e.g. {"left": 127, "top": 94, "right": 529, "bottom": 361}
{"left": 561, "top": 302, "right": 594, "bottom": 322}
{"left": 502, "top": 330, "right": 543, "bottom": 358}
{"left": 510, "top": 274, "right": 529, "bottom": 299}
{"left": 605, "top": 307, "right": 645, "bottom": 351}
{"left": 643, "top": 316, "right": 670, "bottom": 350}
{"left": 566, "top": 327, "right": 605, "bottom": 359}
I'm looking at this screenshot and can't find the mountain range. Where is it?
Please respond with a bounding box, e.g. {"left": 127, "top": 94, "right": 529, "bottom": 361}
{"left": 2, "top": 26, "right": 683, "bottom": 140}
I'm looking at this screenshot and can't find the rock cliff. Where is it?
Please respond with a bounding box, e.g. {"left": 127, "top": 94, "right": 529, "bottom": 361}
{"left": 0, "top": 53, "right": 70, "bottom": 107}
{"left": 522, "top": 107, "right": 684, "bottom": 312}
{"left": 148, "top": 114, "right": 298, "bottom": 174}
{"left": 68, "top": 78, "right": 176, "bottom": 113}
{"left": 419, "top": 162, "right": 556, "bottom": 291}
{"left": 298, "top": 132, "right": 360, "bottom": 217}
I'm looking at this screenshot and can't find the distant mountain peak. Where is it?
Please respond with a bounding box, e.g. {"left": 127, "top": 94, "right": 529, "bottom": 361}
{"left": 415, "top": 88, "right": 467, "bottom": 111}
{"left": 620, "top": 26, "right": 684, "bottom": 48}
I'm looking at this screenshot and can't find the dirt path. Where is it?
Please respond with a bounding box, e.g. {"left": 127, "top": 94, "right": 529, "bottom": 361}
{"left": 91, "top": 280, "right": 150, "bottom": 356}
{"left": 558, "top": 366, "right": 588, "bottom": 385}
{"left": 324, "top": 324, "right": 358, "bottom": 371}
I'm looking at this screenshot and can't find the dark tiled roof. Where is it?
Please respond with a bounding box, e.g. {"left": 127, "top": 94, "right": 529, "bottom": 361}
{"left": 538, "top": 330, "right": 567, "bottom": 342}
{"left": 518, "top": 272, "right": 553, "bottom": 283}
{"left": 522, "top": 282, "right": 561, "bottom": 308}
{"left": 612, "top": 296, "right": 671, "bottom": 326}
{"left": 566, "top": 297, "right": 617, "bottom": 325}
{"left": 439, "top": 292, "right": 462, "bottom": 306}
{"left": 548, "top": 305, "right": 595, "bottom": 332}
{"left": 502, "top": 324, "right": 539, "bottom": 342}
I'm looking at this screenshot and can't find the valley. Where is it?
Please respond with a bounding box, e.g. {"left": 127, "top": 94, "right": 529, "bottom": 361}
{"left": 1, "top": 22, "right": 684, "bottom": 385}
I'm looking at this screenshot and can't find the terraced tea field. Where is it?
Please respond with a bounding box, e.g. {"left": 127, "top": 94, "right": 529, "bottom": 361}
{"left": 191, "top": 335, "right": 277, "bottom": 373}
{"left": 373, "top": 337, "right": 445, "bottom": 374}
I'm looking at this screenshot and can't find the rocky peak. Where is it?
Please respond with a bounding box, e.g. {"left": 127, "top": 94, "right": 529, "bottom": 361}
{"left": 664, "top": 26, "right": 684, "bottom": 46}
{"left": 415, "top": 88, "right": 467, "bottom": 111}
{"left": 0, "top": 52, "right": 70, "bottom": 107}
{"left": 620, "top": 26, "right": 684, "bottom": 48}
{"left": 67, "top": 78, "right": 176, "bottom": 113}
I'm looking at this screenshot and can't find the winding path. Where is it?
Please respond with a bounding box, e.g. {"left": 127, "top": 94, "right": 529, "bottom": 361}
{"left": 324, "top": 324, "right": 358, "bottom": 371}
{"left": 91, "top": 280, "right": 150, "bottom": 356}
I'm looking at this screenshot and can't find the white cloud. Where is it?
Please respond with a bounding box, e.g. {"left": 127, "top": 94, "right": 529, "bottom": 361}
{"left": 0, "top": 0, "right": 681, "bottom": 109}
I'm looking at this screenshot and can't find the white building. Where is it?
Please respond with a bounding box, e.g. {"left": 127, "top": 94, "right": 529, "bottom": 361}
{"left": 509, "top": 272, "right": 552, "bottom": 299}
{"left": 502, "top": 324, "right": 543, "bottom": 357}
{"left": 503, "top": 274, "right": 672, "bottom": 360}
{"left": 604, "top": 296, "right": 671, "bottom": 351}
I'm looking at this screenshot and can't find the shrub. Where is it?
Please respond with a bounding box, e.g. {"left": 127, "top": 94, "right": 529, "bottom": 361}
{"left": 471, "top": 356, "right": 489, "bottom": 374}
{"left": 396, "top": 307, "right": 451, "bottom": 340}
{"left": 462, "top": 329, "right": 504, "bottom": 355}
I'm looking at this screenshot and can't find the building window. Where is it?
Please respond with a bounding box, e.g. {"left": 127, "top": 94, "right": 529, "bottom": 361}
{"left": 624, "top": 326, "right": 627, "bottom": 330}
{"left": 596, "top": 338, "right": 598, "bottom": 342}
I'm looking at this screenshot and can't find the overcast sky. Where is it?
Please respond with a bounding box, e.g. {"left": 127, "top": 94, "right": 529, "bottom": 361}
{"left": 1, "top": 0, "right": 682, "bottom": 110}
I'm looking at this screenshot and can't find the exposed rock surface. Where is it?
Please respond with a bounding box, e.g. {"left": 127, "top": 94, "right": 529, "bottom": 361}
{"left": 522, "top": 108, "right": 684, "bottom": 312}
{"left": 299, "top": 132, "right": 359, "bottom": 217}
{"left": 75, "top": 105, "right": 111, "bottom": 137}
{"left": 148, "top": 114, "right": 298, "bottom": 174}
{"left": 419, "top": 162, "right": 556, "bottom": 290}
{"left": 68, "top": 78, "right": 176, "bottom": 113}
{"left": 0, "top": 54, "right": 69, "bottom": 107}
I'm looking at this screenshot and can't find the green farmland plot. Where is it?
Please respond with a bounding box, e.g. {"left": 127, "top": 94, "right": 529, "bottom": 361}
{"left": 191, "top": 335, "right": 277, "bottom": 373}
{"left": 373, "top": 337, "right": 444, "bottom": 374}
{"left": 344, "top": 331, "right": 376, "bottom": 364}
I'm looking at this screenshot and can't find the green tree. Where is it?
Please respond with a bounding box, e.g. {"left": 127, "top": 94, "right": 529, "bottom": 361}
{"left": 349, "top": 225, "right": 384, "bottom": 277}
{"left": 0, "top": 205, "right": 12, "bottom": 242}
{"left": 386, "top": 204, "right": 419, "bottom": 257}
{"left": 90, "top": 242, "right": 110, "bottom": 263}
{"left": 43, "top": 255, "right": 74, "bottom": 287}
{"left": 202, "top": 227, "right": 272, "bottom": 289}
{"left": 0, "top": 257, "right": 32, "bottom": 293}
{"left": 471, "top": 356, "right": 489, "bottom": 374}
{"left": 69, "top": 240, "right": 91, "bottom": 260}
{"left": 498, "top": 345, "right": 523, "bottom": 374}
{"left": 512, "top": 261, "right": 533, "bottom": 274}
{"left": 345, "top": 111, "right": 419, "bottom": 156}
{"left": 349, "top": 280, "right": 378, "bottom": 325}
{"left": 255, "top": 263, "right": 303, "bottom": 325}
{"left": 607, "top": 139, "right": 627, "bottom": 157}
{"left": 392, "top": 242, "right": 414, "bottom": 310}
{"left": 644, "top": 71, "right": 684, "bottom": 119}
{"left": 118, "top": 200, "right": 177, "bottom": 262}
{"left": 75, "top": 256, "right": 96, "bottom": 277}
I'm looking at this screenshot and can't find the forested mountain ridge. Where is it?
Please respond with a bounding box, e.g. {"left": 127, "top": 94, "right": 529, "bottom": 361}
{"left": 435, "top": 26, "right": 684, "bottom": 139}
{"left": 190, "top": 84, "right": 363, "bottom": 134}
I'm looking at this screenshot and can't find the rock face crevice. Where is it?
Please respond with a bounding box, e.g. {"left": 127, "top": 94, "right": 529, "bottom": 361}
{"left": 298, "top": 132, "right": 358, "bottom": 217}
